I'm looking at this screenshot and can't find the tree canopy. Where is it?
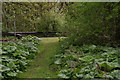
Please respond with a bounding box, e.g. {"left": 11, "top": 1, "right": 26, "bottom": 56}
{"left": 2, "top": 2, "right": 120, "bottom": 46}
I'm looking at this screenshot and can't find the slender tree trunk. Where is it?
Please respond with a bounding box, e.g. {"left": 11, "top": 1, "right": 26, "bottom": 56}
{"left": 14, "top": 15, "right": 16, "bottom": 37}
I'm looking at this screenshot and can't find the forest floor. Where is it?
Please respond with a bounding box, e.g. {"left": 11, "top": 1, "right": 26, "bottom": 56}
{"left": 18, "top": 38, "right": 60, "bottom": 78}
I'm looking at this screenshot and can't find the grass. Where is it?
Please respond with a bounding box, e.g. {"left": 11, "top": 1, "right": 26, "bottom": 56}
{"left": 18, "top": 38, "right": 60, "bottom": 78}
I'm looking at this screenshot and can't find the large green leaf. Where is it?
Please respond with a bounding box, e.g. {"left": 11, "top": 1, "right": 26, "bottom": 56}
{"left": 54, "top": 59, "right": 62, "bottom": 65}
{"left": 58, "top": 73, "right": 69, "bottom": 78}
{"left": 7, "top": 72, "right": 17, "bottom": 77}
{"left": 111, "top": 70, "right": 120, "bottom": 79}
{"left": 79, "top": 56, "right": 93, "bottom": 62}
{"left": 99, "top": 62, "right": 119, "bottom": 71}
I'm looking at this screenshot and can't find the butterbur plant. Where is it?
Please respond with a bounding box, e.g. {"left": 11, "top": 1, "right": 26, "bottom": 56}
{"left": 1, "top": 35, "right": 41, "bottom": 79}
{"left": 52, "top": 44, "right": 120, "bottom": 79}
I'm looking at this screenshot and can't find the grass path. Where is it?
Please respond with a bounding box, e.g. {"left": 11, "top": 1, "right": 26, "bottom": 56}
{"left": 18, "top": 38, "right": 60, "bottom": 78}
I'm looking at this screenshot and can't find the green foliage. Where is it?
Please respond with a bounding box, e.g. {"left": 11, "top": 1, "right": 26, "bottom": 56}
{"left": 64, "top": 2, "right": 120, "bottom": 46}
{"left": 52, "top": 44, "right": 120, "bottom": 79}
{"left": 2, "top": 2, "right": 66, "bottom": 33}
{"left": 1, "top": 35, "right": 41, "bottom": 79}
{"left": 2, "top": 36, "right": 17, "bottom": 40}
{"left": 2, "top": 2, "right": 120, "bottom": 79}
{"left": 2, "top": 2, "right": 120, "bottom": 45}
